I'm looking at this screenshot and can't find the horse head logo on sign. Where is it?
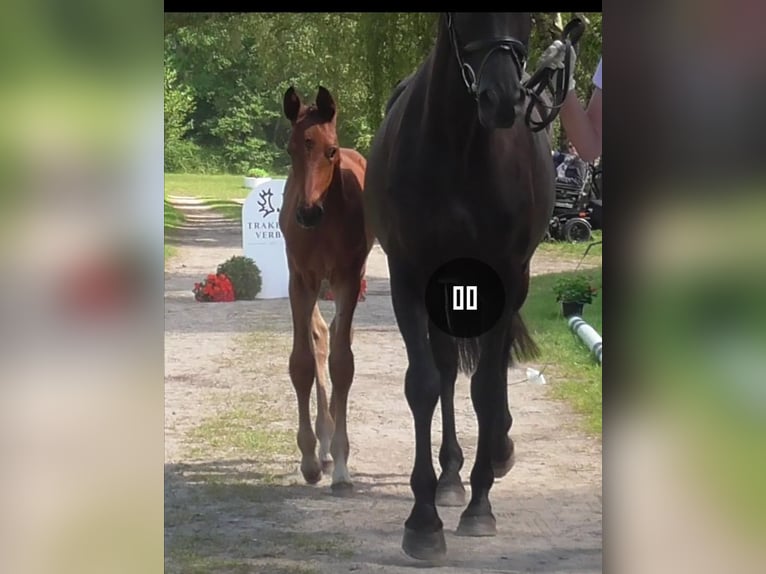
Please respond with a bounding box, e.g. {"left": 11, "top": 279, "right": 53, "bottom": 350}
{"left": 242, "top": 179, "right": 289, "bottom": 299}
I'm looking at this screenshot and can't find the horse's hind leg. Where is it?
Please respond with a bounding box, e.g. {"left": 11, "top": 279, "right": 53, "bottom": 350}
{"left": 311, "top": 304, "right": 335, "bottom": 474}
{"left": 456, "top": 327, "right": 512, "bottom": 537}
{"left": 390, "top": 259, "right": 446, "bottom": 561}
{"left": 288, "top": 272, "right": 322, "bottom": 484}
{"left": 327, "top": 274, "right": 361, "bottom": 493}
{"left": 429, "top": 324, "right": 466, "bottom": 507}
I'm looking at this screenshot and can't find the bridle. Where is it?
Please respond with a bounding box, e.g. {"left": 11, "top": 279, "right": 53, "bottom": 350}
{"left": 444, "top": 13, "right": 585, "bottom": 133}
{"left": 445, "top": 12, "right": 528, "bottom": 99}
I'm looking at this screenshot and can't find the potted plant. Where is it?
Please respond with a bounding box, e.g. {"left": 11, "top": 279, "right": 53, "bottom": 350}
{"left": 553, "top": 274, "right": 599, "bottom": 317}
{"left": 244, "top": 167, "right": 270, "bottom": 189}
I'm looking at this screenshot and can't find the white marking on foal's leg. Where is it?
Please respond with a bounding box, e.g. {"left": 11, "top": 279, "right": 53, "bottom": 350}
{"left": 319, "top": 436, "right": 333, "bottom": 471}
{"left": 332, "top": 453, "right": 352, "bottom": 488}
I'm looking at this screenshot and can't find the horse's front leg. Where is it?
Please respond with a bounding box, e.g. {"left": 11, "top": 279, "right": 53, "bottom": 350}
{"left": 311, "top": 303, "right": 335, "bottom": 475}
{"left": 429, "top": 323, "right": 465, "bottom": 507}
{"left": 287, "top": 271, "right": 322, "bottom": 484}
{"left": 389, "top": 257, "right": 446, "bottom": 561}
{"left": 326, "top": 270, "right": 362, "bottom": 493}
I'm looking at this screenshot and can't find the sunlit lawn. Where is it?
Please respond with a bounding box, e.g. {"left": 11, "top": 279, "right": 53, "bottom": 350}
{"left": 524, "top": 267, "right": 603, "bottom": 435}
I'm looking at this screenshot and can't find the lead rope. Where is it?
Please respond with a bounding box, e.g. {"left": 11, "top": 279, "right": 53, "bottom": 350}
{"left": 522, "top": 17, "right": 585, "bottom": 133}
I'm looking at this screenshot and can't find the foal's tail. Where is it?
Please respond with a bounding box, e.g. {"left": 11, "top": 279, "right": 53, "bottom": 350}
{"left": 454, "top": 312, "right": 540, "bottom": 376}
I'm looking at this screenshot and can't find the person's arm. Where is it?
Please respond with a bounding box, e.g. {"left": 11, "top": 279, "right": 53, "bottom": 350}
{"left": 560, "top": 88, "right": 602, "bottom": 163}
{"left": 538, "top": 46, "right": 603, "bottom": 162}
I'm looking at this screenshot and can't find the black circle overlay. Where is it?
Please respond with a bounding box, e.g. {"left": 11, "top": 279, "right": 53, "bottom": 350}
{"left": 425, "top": 258, "right": 505, "bottom": 338}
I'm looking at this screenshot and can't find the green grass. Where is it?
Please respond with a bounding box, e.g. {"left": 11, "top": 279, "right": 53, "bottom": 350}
{"left": 189, "top": 396, "right": 297, "bottom": 459}
{"left": 165, "top": 173, "right": 250, "bottom": 201}
{"left": 164, "top": 173, "right": 275, "bottom": 223}
{"left": 524, "top": 267, "right": 603, "bottom": 435}
{"left": 164, "top": 200, "right": 185, "bottom": 262}
{"left": 537, "top": 230, "right": 602, "bottom": 260}
{"left": 164, "top": 199, "right": 185, "bottom": 229}
{"left": 199, "top": 199, "right": 244, "bottom": 223}
{"left": 164, "top": 244, "right": 177, "bottom": 262}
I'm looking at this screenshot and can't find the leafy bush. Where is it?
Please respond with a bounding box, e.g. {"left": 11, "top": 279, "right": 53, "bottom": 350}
{"left": 247, "top": 167, "right": 269, "bottom": 177}
{"left": 216, "top": 256, "right": 262, "bottom": 300}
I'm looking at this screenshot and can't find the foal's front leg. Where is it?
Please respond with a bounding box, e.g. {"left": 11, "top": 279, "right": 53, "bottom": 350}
{"left": 326, "top": 272, "right": 361, "bottom": 493}
{"left": 288, "top": 272, "right": 322, "bottom": 484}
{"left": 311, "top": 304, "right": 335, "bottom": 474}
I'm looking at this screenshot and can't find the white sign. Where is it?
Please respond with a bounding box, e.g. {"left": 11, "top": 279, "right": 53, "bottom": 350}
{"left": 242, "top": 179, "right": 290, "bottom": 299}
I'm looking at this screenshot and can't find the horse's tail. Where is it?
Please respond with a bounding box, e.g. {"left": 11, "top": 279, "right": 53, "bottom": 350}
{"left": 509, "top": 312, "right": 540, "bottom": 363}
{"left": 456, "top": 337, "right": 481, "bottom": 376}
{"left": 454, "top": 312, "right": 539, "bottom": 376}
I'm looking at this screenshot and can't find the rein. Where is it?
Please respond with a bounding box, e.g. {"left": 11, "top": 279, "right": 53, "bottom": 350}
{"left": 445, "top": 14, "right": 586, "bottom": 133}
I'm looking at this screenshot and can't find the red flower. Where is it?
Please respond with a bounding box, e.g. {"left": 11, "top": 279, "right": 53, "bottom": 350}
{"left": 193, "top": 272, "right": 236, "bottom": 302}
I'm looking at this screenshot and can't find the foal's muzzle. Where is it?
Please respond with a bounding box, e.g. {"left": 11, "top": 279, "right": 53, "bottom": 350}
{"left": 296, "top": 203, "right": 324, "bottom": 228}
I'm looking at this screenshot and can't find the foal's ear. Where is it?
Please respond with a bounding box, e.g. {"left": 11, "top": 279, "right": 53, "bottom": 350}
{"left": 283, "top": 86, "right": 301, "bottom": 123}
{"left": 315, "top": 86, "right": 336, "bottom": 123}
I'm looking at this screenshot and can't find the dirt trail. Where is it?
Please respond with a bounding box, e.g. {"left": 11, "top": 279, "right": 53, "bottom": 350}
{"left": 164, "top": 197, "right": 602, "bottom": 574}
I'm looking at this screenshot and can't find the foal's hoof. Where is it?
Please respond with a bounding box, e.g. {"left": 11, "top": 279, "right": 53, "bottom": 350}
{"left": 301, "top": 461, "right": 322, "bottom": 485}
{"left": 330, "top": 481, "right": 354, "bottom": 496}
{"left": 456, "top": 513, "right": 497, "bottom": 537}
{"left": 435, "top": 481, "right": 466, "bottom": 507}
{"left": 402, "top": 527, "right": 446, "bottom": 562}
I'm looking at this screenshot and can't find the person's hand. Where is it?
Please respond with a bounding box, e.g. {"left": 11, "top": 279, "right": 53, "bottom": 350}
{"left": 539, "top": 39, "right": 577, "bottom": 91}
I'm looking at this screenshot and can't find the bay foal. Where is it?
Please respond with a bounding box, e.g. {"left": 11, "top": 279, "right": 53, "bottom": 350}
{"left": 279, "top": 86, "right": 373, "bottom": 491}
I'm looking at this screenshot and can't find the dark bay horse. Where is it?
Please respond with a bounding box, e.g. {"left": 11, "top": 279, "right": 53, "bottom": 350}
{"left": 364, "top": 13, "right": 555, "bottom": 560}
{"left": 279, "top": 86, "right": 373, "bottom": 492}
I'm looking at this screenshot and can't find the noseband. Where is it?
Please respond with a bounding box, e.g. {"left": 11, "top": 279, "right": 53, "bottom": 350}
{"left": 445, "top": 13, "right": 584, "bottom": 133}
{"left": 445, "top": 12, "right": 527, "bottom": 98}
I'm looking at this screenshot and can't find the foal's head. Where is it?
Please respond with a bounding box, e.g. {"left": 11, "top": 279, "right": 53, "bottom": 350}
{"left": 444, "top": 13, "right": 532, "bottom": 130}
{"left": 283, "top": 86, "right": 340, "bottom": 229}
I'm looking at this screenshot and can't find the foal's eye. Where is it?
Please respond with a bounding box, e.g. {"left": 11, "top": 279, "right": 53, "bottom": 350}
{"left": 326, "top": 147, "right": 338, "bottom": 160}
{"left": 304, "top": 138, "right": 314, "bottom": 150}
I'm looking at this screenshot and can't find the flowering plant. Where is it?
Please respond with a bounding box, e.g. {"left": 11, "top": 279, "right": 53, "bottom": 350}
{"left": 193, "top": 273, "right": 235, "bottom": 302}
{"left": 553, "top": 274, "right": 599, "bottom": 304}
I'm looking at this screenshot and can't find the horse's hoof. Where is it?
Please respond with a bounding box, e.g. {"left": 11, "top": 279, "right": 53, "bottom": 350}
{"left": 330, "top": 481, "right": 354, "bottom": 496}
{"left": 321, "top": 458, "right": 334, "bottom": 474}
{"left": 456, "top": 513, "right": 497, "bottom": 537}
{"left": 492, "top": 452, "right": 515, "bottom": 479}
{"left": 301, "top": 462, "right": 322, "bottom": 485}
{"left": 435, "top": 481, "right": 466, "bottom": 507}
{"left": 402, "top": 527, "right": 446, "bottom": 562}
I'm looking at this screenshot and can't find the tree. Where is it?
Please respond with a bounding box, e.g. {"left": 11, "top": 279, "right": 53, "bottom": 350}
{"left": 163, "top": 12, "right": 602, "bottom": 174}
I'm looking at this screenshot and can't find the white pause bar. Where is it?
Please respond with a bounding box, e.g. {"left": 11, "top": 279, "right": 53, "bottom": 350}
{"left": 452, "top": 285, "right": 478, "bottom": 311}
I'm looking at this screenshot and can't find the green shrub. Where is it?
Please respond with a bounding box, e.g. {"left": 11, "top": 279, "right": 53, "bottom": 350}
{"left": 217, "top": 256, "right": 262, "bottom": 300}
{"left": 247, "top": 167, "right": 269, "bottom": 177}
